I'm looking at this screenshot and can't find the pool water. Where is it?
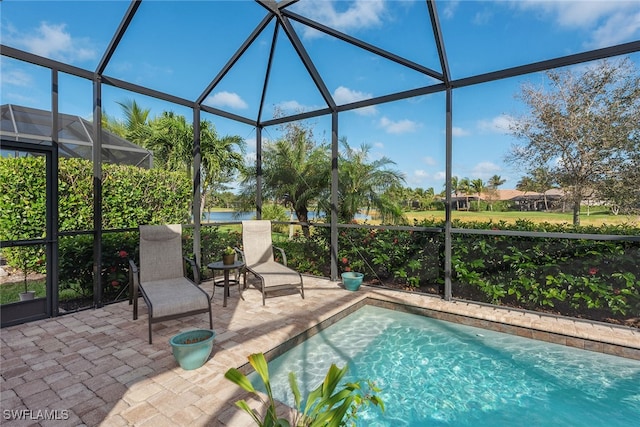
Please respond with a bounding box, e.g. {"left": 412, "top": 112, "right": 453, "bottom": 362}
{"left": 250, "top": 305, "right": 640, "bottom": 426}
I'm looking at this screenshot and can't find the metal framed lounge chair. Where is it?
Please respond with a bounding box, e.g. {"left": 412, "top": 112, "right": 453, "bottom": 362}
{"left": 239, "top": 220, "right": 304, "bottom": 305}
{"left": 128, "top": 224, "right": 213, "bottom": 344}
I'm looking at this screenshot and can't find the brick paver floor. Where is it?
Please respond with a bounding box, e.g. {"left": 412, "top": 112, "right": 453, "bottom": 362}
{"left": 2, "top": 276, "right": 639, "bottom": 426}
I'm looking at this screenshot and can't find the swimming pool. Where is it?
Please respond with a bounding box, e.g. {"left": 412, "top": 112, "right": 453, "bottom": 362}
{"left": 250, "top": 305, "right": 640, "bottom": 426}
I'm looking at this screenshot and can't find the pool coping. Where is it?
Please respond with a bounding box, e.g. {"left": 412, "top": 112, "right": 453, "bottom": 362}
{"left": 249, "top": 293, "right": 640, "bottom": 371}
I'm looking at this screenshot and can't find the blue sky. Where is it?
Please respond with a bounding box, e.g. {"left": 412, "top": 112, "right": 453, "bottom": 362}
{"left": 2, "top": 0, "right": 640, "bottom": 193}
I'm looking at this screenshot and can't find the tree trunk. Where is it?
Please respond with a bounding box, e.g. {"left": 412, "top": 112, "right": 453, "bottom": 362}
{"left": 572, "top": 199, "right": 581, "bottom": 226}
{"left": 296, "top": 208, "right": 310, "bottom": 237}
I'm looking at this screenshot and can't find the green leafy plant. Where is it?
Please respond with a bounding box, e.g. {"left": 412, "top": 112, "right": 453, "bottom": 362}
{"left": 225, "top": 352, "right": 384, "bottom": 427}
{"left": 223, "top": 246, "right": 236, "bottom": 256}
{"left": 12, "top": 246, "right": 45, "bottom": 295}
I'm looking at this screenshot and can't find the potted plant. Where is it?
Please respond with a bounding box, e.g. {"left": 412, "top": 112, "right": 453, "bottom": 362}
{"left": 19, "top": 278, "right": 35, "bottom": 301}
{"left": 16, "top": 247, "right": 40, "bottom": 301}
{"left": 341, "top": 272, "right": 364, "bottom": 291}
{"left": 222, "top": 246, "right": 236, "bottom": 265}
{"left": 169, "top": 329, "right": 216, "bottom": 370}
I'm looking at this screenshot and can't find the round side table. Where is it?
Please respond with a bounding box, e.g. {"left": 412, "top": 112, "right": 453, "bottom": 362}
{"left": 207, "top": 260, "right": 245, "bottom": 307}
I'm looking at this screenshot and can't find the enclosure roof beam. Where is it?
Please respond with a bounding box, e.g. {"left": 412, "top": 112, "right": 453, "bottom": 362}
{"left": 1, "top": 45, "right": 93, "bottom": 80}
{"left": 452, "top": 40, "right": 640, "bottom": 89}
{"left": 96, "top": 0, "right": 141, "bottom": 75}
{"left": 283, "top": 9, "right": 443, "bottom": 82}
{"left": 279, "top": 15, "right": 336, "bottom": 110}
{"left": 197, "top": 12, "right": 275, "bottom": 106}
{"left": 427, "top": 0, "right": 451, "bottom": 86}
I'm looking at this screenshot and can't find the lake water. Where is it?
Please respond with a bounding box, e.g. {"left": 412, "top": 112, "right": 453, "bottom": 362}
{"left": 203, "top": 211, "right": 371, "bottom": 221}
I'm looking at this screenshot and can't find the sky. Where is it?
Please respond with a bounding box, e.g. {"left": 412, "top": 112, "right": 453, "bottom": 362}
{"left": 2, "top": 0, "right": 640, "bottom": 194}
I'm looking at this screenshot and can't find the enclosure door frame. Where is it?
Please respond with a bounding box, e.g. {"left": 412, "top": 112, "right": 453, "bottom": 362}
{"left": 1, "top": 139, "right": 58, "bottom": 327}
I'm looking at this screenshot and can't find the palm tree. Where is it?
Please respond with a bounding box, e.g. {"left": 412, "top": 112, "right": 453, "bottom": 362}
{"left": 486, "top": 174, "right": 506, "bottom": 211}
{"left": 111, "top": 99, "right": 152, "bottom": 145}
{"left": 488, "top": 174, "right": 506, "bottom": 190}
{"left": 470, "top": 178, "right": 486, "bottom": 211}
{"left": 145, "top": 111, "right": 245, "bottom": 218}
{"left": 335, "top": 138, "right": 406, "bottom": 224}
{"left": 448, "top": 176, "right": 461, "bottom": 210}
{"left": 199, "top": 123, "right": 246, "bottom": 218}
{"left": 240, "top": 120, "right": 330, "bottom": 237}
{"left": 148, "top": 112, "right": 193, "bottom": 176}
{"left": 459, "top": 177, "right": 471, "bottom": 210}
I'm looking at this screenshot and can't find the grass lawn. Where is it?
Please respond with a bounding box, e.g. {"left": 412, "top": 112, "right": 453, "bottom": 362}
{"left": 207, "top": 207, "right": 638, "bottom": 227}
{"left": 401, "top": 209, "right": 639, "bottom": 227}
{"left": 0, "top": 280, "right": 46, "bottom": 304}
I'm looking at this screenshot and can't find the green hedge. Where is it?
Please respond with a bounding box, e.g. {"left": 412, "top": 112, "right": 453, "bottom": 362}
{"left": 0, "top": 156, "right": 191, "bottom": 243}
{"left": 278, "top": 219, "right": 639, "bottom": 325}
{"left": 1, "top": 156, "right": 191, "bottom": 302}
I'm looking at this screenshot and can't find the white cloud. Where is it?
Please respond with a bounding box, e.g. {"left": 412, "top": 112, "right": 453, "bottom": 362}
{"left": 472, "top": 161, "right": 501, "bottom": 179}
{"left": 422, "top": 156, "right": 437, "bottom": 166}
{"left": 477, "top": 114, "right": 513, "bottom": 134}
{"left": 452, "top": 126, "right": 470, "bottom": 137}
{"left": 12, "top": 22, "right": 96, "bottom": 63}
{"left": 292, "top": 0, "right": 385, "bottom": 38}
{"left": 379, "top": 116, "right": 419, "bottom": 134}
{"left": 333, "top": 86, "right": 377, "bottom": 115}
{"left": 441, "top": 0, "right": 460, "bottom": 20}
{"left": 276, "top": 100, "right": 309, "bottom": 112}
{"left": 414, "top": 169, "right": 428, "bottom": 178}
{"left": 434, "top": 170, "right": 446, "bottom": 179}
{"left": 515, "top": 1, "right": 640, "bottom": 48}
{"left": 206, "top": 91, "right": 248, "bottom": 109}
{"left": 588, "top": 10, "right": 640, "bottom": 48}
{"left": 1, "top": 68, "right": 32, "bottom": 87}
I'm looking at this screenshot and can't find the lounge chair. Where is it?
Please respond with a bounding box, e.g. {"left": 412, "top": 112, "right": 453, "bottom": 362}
{"left": 129, "top": 224, "right": 213, "bottom": 344}
{"left": 239, "top": 220, "right": 304, "bottom": 305}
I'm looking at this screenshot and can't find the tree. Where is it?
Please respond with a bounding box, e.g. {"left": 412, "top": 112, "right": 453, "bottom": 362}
{"left": 459, "top": 177, "right": 471, "bottom": 210}
{"left": 240, "top": 119, "right": 330, "bottom": 237}
{"left": 486, "top": 174, "right": 506, "bottom": 211}
{"left": 488, "top": 175, "right": 506, "bottom": 190}
{"left": 470, "top": 178, "right": 486, "bottom": 211}
{"left": 507, "top": 58, "right": 640, "bottom": 225}
{"left": 140, "top": 110, "right": 245, "bottom": 219}
{"left": 335, "top": 138, "right": 407, "bottom": 224}
{"left": 447, "top": 176, "right": 462, "bottom": 210}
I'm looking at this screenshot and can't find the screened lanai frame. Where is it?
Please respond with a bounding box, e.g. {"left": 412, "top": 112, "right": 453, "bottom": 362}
{"left": 1, "top": 0, "right": 640, "bottom": 318}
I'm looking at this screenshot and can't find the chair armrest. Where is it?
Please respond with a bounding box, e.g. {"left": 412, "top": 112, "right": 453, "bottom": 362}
{"left": 273, "top": 246, "right": 288, "bottom": 266}
{"left": 183, "top": 256, "right": 201, "bottom": 284}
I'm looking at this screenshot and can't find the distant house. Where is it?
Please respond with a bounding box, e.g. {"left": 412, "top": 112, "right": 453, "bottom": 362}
{"left": 445, "top": 189, "right": 566, "bottom": 211}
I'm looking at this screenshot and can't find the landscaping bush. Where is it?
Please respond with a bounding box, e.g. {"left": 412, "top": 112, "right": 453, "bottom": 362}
{"left": 447, "top": 219, "right": 640, "bottom": 326}
{"left": 58, "top": 232, "right": 139, "bottom": 302}
{"left": 1, "top": 156, "right": 191, "bottom": 304}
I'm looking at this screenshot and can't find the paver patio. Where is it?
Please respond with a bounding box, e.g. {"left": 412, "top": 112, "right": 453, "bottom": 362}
{"left": 2, "top": 276, "right": 639, "bottom": 426}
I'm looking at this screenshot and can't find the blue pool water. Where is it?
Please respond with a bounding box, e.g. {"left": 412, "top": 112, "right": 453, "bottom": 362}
{"left": 250, "top": 305, "right": 640, "bottom": 426}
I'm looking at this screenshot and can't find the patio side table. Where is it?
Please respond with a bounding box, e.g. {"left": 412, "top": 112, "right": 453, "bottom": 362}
{"left": 207, "top": 260, "right": 245, "bottom": 307}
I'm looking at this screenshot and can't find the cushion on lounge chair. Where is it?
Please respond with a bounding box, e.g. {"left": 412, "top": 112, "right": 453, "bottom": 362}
{"left": 140, "top": 277, "right": 211, "bottom": 318}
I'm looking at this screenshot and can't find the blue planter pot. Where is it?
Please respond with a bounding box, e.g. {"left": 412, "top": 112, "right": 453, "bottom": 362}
{"left": 169, "top": 329, "right": 216, "bottom": 370}
{"left": 341, "top": 272, "right": 364, "bottom": 291}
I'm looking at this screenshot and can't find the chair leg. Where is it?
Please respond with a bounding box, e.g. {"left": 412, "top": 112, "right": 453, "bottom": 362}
{"left": 148, "top": 318, "right": 152, "bottom": 344}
